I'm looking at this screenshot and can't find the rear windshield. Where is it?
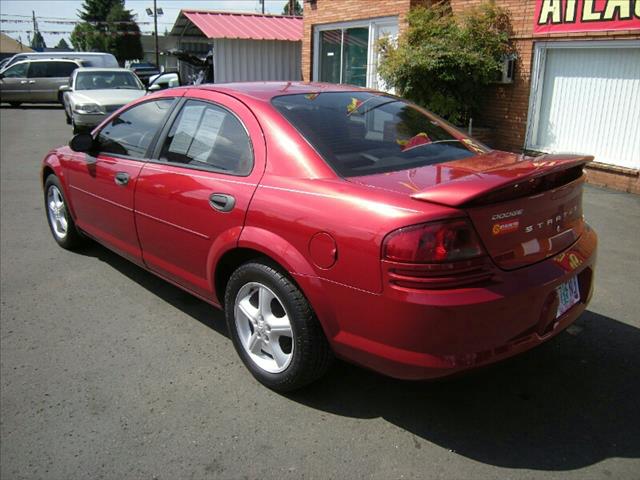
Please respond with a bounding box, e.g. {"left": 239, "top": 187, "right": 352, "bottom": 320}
{"left": 272, "top": 92, "right": 487, "bottom": 177}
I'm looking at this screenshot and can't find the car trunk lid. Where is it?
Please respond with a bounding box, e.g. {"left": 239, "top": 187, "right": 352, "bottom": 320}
{"left": 349, "top": 152, "right": 592, "bottom": 270}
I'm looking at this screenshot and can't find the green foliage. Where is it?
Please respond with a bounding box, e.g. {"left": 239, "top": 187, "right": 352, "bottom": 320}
{"left": 70, "top": 0, "right": 142, "bottom": 65}
{"left": 78, "top": 0, "right": 124, "bottom": 24}
{"left": 30, "top": 31, "right": 46, "bottom": 51}
{"left": 378, "top": 2, "right": 513, "bottom": 125}
{"left": 282, "top": 0, "right": 303, "bottom": 16}
{"left": 55, "top": 38, "right": 71, "bottom": 50}
{"left": 106, "top": 2, "right": 143, "bottom": 63}
{"left": 70, "top": 22, "right": 108, "bottom": 52}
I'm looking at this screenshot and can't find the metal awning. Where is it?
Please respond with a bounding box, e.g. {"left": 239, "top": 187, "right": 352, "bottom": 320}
{"left": 170, "top": 10, "right": 303, "bottom": 42}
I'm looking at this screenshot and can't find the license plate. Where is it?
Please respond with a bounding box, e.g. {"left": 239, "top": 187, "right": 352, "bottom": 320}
{"left": 556, "top": 276, "right": 580, "bottom": 318}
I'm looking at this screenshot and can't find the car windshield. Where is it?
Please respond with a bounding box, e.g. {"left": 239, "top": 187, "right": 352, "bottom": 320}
{"left": 75, "top": 71, "right": 142, "bottom": 90}
{"left": 271, "top": 92, "right": 488, "bottom": 177}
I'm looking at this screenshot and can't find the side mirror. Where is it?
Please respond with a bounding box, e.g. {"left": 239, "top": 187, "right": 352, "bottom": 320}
{"left": 69, "top": 133, "right": 95, "bottom": 153}
{"left": 147, "top": 84, "right": 162, "bottom": 92}
{"left": 59, "top": 85, "right": 71, "bottom": 93}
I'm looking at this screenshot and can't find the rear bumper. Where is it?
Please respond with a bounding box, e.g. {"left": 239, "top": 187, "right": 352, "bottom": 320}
{"left": 313, "top": 225, "right": 597, "bottom": 380}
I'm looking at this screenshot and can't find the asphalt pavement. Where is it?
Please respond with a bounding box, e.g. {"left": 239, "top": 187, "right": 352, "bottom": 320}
{"left": 1, "top": 105, "right": 639, "bottom": 480}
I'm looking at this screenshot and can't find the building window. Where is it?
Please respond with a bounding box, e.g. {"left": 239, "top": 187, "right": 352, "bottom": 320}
{"left": 313, "top": 17, "right": 398, "bottom": 90}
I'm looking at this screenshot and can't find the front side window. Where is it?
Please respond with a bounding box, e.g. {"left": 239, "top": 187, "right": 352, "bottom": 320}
{"left": 158, "top": 100, "right": 253, "bottom": 176}
{"left": 272, "top": 92, "right": 487, "bottom": 177}
{"left": 3, "top": 63, "right": 28, "bottom": 78}
{"left": 97, "top": 99, "right": 174, "bottom": 158}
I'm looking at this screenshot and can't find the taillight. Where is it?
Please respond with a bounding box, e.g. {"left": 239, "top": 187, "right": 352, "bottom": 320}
{"left": 383, "top": 218, "right": 485, "bottom": 263}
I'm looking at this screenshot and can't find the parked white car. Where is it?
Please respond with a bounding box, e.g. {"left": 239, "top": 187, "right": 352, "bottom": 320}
{"left": 61, "top": 68, "right": 147, "bottom": 133}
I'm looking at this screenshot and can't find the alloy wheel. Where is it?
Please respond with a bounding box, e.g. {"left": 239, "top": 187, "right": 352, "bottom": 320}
{"left": 234, "top": 282, "right": 294, "bottom": 373}
{"left": 47, "top": 185, "right": 68, "bottom": 239}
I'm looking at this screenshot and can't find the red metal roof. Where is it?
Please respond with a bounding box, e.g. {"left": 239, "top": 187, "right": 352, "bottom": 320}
{"left": 181, "top": 10, "right": 303, "bottom": 42}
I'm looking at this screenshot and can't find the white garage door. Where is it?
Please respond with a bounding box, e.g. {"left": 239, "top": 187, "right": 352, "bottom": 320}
{"left": 527, "top": 42, "right": 640, "bottom": 170}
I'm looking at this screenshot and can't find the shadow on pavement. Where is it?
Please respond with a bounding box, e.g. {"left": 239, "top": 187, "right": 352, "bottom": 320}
{"left": 76, "top": 242, "right": 229, "bottom": 339}
{"left": 290, "top": 310, "right": 640, "bottom": 471}
{"left": 74, "top": 242, "right": 639, "bottom": 471}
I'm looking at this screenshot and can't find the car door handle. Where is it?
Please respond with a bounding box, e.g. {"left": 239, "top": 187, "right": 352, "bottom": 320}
{"left": 28, "top": 80, "right": 36, "bottom": 84}
{"left": 114, "top": 172, "right": 130, "bottom": 186}
{"left": 209, "top": 193, "right": 235, "bottom": 212}
{"left": 20, "top": 80, "right": 28, "bottom": 84}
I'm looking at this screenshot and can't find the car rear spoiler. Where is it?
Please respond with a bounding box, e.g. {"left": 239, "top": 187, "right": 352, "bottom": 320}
{"left": 410, "top": 154, "right": 594, "bottom": 208}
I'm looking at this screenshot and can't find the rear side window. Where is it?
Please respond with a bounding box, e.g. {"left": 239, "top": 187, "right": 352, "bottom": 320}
{"left": 158, "top": 100, "right": 253, "bottom": 176}
{"left": 97, "top": 99, "right": 174, "bottom": 158}
{"left": 27, "top": 62, "right": 53, "bottom": 78}
{"left": 48, "top": 62, "right": 78, "bottom": 77}
{"left": 272, "top": 92, "right": 487, "bottom": 177}
{"left": 27, "top": 61, "right": 76, "bottom": 78}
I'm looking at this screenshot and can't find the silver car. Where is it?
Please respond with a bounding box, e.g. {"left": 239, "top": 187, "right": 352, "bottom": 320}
{"left": 61, "top": 68, "right": 147, "bottom": 133}
{"left": 0, "top": 58, "right": 82, "bottom": 106}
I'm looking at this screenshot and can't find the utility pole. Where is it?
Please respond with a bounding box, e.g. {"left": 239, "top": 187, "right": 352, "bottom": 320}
{"left": 153, "top": 0, "right": 159, "bottom": 66}
{"left": 261, "top": 0, "right": 265, "bottom": 14}
{"left": 32, "top": 10, "right": 43, "bottom": 51}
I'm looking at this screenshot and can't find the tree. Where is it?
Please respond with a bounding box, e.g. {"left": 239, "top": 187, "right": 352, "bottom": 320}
{"left": 282, "top": 0, "right": 303, "bottom": 16}
{"left": 78, "top": 0, "right": 123, "bottom": 23}
{"left": 70, "top": 0, "right": 142, "bottom": 64}
{"left": 30, "top": 31, "right": 46, "bottom": 51}
{"left": 378, "top": 2, "right": 513, "bottom": 125}
{"left": 55, "top": 38, "right": 71, "bottom": 50}
{"left": 106, "top": 2, "right": 143, "bottom": 63}
{"left": 71, "top": 22, "right": 107, "bottom": 52}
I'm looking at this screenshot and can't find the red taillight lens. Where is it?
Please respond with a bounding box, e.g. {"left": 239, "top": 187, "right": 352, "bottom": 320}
{"left": 383, "top": 219, "right": 485, "bottom": 263}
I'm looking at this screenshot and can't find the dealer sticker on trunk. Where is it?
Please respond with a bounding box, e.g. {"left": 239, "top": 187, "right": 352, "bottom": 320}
{"left": 556, "top": 276, "right": 580, "bottom": 318}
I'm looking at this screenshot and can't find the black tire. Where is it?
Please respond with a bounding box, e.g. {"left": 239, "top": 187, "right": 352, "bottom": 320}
{"left": 225, "top": 261, "right": 333, "bottom": 392}
{"left": 72, "top": 120, "right": 80, "bottom": 134}
{"left": 9, "top": 102, "right": 21, "bottom": 108}
{"left": 44, "top": 175, "right": 85, "bottom": 250}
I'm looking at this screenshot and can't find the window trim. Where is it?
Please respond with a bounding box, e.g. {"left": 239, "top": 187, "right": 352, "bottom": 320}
{"left": 92, "top": 97, "right": 180, "bottom": 162}
{"left": 149, "top": 98, "right": 255, "bottom": 178}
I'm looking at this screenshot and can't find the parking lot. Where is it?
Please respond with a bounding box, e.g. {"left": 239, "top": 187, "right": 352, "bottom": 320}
{"left": 1, "top": 104, "right": 639, "bottom": 480}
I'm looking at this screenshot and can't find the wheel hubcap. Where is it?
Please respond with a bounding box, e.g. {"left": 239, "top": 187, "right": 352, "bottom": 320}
{"left": 234, "top": 282, "right": 294, "bottom": 373}
{"left": 47, "top": 185, "right": 68, "bottom": 239}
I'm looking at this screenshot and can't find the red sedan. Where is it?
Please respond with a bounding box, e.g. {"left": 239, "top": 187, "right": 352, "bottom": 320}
{"left": 42, "top": 83, "right": 597, "bottom": 391}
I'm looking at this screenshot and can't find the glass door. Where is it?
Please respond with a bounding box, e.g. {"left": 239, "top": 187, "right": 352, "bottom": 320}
{"left": 342, "top": 27, "right": 369, "bottom": 87}
{"left": 319, "top": 30, "right": 342, "bottom": 83}
{"left": 314, "top": 18, "right": 398, "bottom": 89}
